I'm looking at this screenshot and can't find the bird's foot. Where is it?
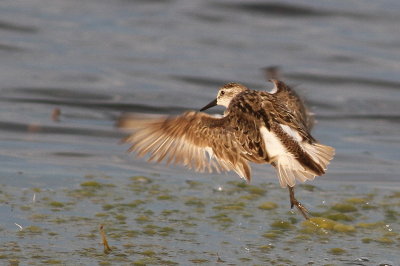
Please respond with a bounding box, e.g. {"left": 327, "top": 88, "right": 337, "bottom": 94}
{"left": 288, "top": 186, "right": 310, "bottom": 220}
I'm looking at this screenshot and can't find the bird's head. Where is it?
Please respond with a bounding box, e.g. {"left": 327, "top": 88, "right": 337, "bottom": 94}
{"left": 200, "top": 83, "right": 248, "bottom": 111}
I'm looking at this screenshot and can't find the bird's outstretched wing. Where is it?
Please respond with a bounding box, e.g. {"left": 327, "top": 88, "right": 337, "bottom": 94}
{"left": 117, "top": 111, "right": 252, "bottom": 181}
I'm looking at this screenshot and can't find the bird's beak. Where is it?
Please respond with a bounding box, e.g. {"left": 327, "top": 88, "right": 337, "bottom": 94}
{"left": 200, "top": 98, "right": 217, "bottom": 111}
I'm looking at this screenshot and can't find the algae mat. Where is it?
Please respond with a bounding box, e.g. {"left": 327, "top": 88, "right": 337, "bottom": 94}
{"left": 0, "top": 174, "right": 399, "bottom": 265}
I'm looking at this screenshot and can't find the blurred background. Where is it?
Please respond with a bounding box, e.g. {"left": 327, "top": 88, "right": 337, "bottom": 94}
{"left": 0, "top": 0, "right": 399, "bottom": 264}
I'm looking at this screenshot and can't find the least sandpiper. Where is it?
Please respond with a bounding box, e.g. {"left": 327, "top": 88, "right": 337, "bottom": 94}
{"left": 118, "top": 80, "right": 334, "bottom": 219}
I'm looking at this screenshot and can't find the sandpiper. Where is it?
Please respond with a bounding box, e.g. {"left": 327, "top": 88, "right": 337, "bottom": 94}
{"left": 118, "top": 80, "right": 334, "bottom": 219}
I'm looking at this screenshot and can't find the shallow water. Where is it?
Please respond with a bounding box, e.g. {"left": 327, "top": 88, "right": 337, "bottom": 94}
{"left": 0, "top": 0, "right": 399, "bottom": 264}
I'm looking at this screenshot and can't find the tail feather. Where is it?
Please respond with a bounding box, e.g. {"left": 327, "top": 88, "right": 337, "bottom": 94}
{"left": 276, "top": 143, "right": 335, "bottom": 188}
{"left": 303, "top": 143, "right": 335, "bottom": 171}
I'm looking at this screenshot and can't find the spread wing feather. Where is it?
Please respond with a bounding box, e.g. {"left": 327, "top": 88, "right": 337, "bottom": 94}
{"left": 117, "top": 111, "right": 253, "bottom": 181}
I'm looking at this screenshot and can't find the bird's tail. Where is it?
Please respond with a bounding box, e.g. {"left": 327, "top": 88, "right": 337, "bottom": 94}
{"left": 276, "top": 143, "right": 335, "bottom": 188}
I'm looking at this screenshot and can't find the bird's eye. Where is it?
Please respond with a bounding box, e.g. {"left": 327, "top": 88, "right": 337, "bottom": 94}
{"left": 220, "top": 91, "right": 225, "bottom": 95}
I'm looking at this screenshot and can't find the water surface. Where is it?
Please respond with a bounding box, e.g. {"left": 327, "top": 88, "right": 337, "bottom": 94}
{"left": 0, "top": 0, "right": 399, "bottom": 264}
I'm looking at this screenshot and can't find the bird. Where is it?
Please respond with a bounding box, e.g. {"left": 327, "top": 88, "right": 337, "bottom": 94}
{"left": 117, "top": 80, "right": 335, "bottom": 219}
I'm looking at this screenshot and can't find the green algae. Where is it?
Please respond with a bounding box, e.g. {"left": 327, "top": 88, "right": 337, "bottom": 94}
{"left": 293, "top": 234, "right": 311, "bottom": 240}
{"left": 262, "top": 231, "right": 280, "bottom": 239}
{"left": 98, "top": 262, "right": 112, "bottom": 266}
{"left": 130, "top": 176, "right": 153, "bottom": 184}
{"left": 331, "top": 203, "right": 357, "bottom": 213}
{"left": 49, "top": 201, "right": 65, "bottom": 208}
{"left": 209, "top": 213, "right": 233, "bottom": 224}
{"left": 157, "top": 194, "right": 174, "bottom": 200}
{"left": 259, "top": 244, "right": 275, "bottom": 251}
{"left": 29, "top": 214, "right": 51, "bottom": 222}
{"left": 239, "top": 193, "right": 260, "bottom": 201}
{"left": 18, "top": 226, "right": 43, "bottom": 235}
{"left": 67, "top": 189, "right": 96, "bottom": 198}
{"left": 375, "top": 237, "right": 394, "bottom": 244}
{"left": 385, "top": 209, "right": 399, "bottom": 222}
{"left": 213, "top": 202, "right": 246, "bottom": 211}
{"left": 301, "top": 217, "right": 355, "bottom": 234}
{"left": 136, "top": 215, "right": 151, "bottom": 223}
{"left": 124, "top": 230, "right": 140, "bottom": 238}
{"left": 362, "top": 238, "right": 372, "bottom": 243}
{"left": 299, "top": 184, "right": 317, "bottom": 192}
{"left": 332, "top": 223, "right": 355, "bottom": 233}
{"left": 228, "top": 180, "right": 247, "bottom": 188}
{"left": 161, "top": 209, "right": 180, "bottom": 216}
{"left": 328, "top": 248, "right": 346, "bottom": 255}
{"left": 42, "top": 259, "right": 63, "bottom": 264}
{"left": 132, "top": 261, "right": 147, "bottom": 266}
{"left": 226, "top": 181, "right": 267, "bottom": 195}
{"left": 122, "top": 200, "right": 146, "bottom": 208}
{"left": 114, "top": 214, "right": 127, "bottom": 222}
{"left": 2, "top": 176, "right": 400, "bottom": 265}
{"left": 158, "top": 227, "right": 175, "bottom": 236}
{"left": 51, "top": 217, "right": 67, "bottom": 224}
{"left": 325, "top": 212, "right": 354, "bottom": 221}
{"left": 141, "top": 250, "right": 156, "bottom": 256}
{"left": 388, "top": 191, "right": 400, "bottom": 198}
{"left": 184, "top": 197, "right": 205, "bottom": 207}
{"left": 356, "top": 222, "right": 385, "bottom": 229}
{"left": 95, "top": 212, "right": 109, "bottom": 217}
{"left": 19, "top": 205, "right": 31, "bottom": 211}
{"left": 258, "top": 201, "right": 278, "bottom": 210}
{"left": 102, "top": 204, "right": 115, "bottom": 211}
{"left": 80, "top": 181, "right": 103, "bottom": 188}
{"left": 8, "top": 259, "right": 19, "bottom": 265}
{"left": 190, "top": 259, "right": 209, "bottom": 263}
{"left": 80, "top": 181, "right": 115, "bottom": 188}
{"left": 245, "top": 185, "right": 267, "bottom": 196}
{"left": 345, "top": 197, "right": 368, "bottom": 204}
{"left": 270, "top": 220, "right": 293, "bottom": 230}
{"left": 185, "top": 180, "right": 203, "bottom": 187}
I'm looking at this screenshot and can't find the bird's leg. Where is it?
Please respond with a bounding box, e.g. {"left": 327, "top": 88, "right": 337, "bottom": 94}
{"left": 288, "top": 186, "right": 309, "bottom": 220}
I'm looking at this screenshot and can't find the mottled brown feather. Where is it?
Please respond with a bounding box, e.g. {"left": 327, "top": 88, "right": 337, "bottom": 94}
{"left": 270, "top": 80, "right": 315, "bottom": 131}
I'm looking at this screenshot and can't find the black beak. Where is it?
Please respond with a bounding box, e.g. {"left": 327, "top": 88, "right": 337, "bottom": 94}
{"left": 200, "top": 98, "right": 217, "bottom": 111}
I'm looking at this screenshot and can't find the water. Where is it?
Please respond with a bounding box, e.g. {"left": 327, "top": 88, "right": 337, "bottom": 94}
{"left": 0, "top": 0, "right": 399, "bottom": 264}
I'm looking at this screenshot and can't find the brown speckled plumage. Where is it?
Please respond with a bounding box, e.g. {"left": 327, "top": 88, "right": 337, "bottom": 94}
{"left": 118, "top": 80, "right": 335, "bottom": 219}
{"left": 269, "top": 79, "right": 315, "bottom": 131}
